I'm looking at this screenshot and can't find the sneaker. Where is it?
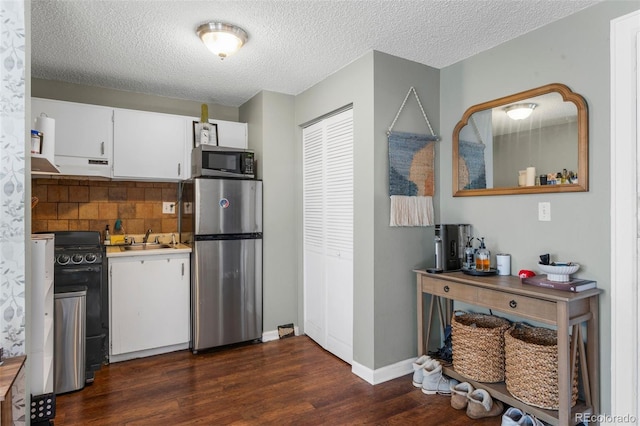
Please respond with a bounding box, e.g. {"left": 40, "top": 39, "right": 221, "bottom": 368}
{"left": 421, "top": 359, "right": 458, "bottom": 395}
{"left": 502, "top": 407, "right": 544, "bottom": 426}
{"left": 412, "top": 355, "right": 431, "bottom": 387}
{"left": 502, "top": 407, "right": 525, "bottom": 426}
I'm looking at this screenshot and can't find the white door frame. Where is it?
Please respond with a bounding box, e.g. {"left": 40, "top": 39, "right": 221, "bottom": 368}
{"left": 611, "top": 9, "right": 640, "bottom": 422}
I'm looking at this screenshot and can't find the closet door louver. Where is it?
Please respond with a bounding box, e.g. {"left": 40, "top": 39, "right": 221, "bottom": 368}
{"left": 303, "top": 109, "right": 353, "bottom": 364}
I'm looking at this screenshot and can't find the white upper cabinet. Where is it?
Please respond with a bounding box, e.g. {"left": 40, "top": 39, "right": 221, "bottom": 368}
{"left": 31, "top": 97, "right": 245, "bottom": 180}
{"left": 31, "top": 97, "right": 113, "bottom": 177}
{"left": 211, "top": 119, "right": 248, "bottom": 149}
{"left": 188, "top": 117, "right": 248, "bottom": 149}
{"left": 113, "top": 108, "right": 188, "bottom": 180}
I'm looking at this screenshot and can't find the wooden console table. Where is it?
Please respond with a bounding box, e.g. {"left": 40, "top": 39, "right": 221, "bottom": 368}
{"left": 414, "top": 270, "right": 601, "bottom": 426}
{"left": 0, "top": 355, "right": 26, "bottom": 425}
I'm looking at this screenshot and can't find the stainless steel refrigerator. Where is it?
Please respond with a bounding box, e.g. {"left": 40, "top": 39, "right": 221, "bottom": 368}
{"left": 182, "top": 177, "right": 263, "bottom": 352}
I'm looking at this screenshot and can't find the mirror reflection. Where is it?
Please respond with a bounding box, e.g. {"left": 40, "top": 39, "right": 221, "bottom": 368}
{"left": 453, "top": 83, "right": 588, "bottom": 196}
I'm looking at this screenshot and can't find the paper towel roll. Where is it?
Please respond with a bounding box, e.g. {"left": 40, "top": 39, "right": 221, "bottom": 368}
{"left": 526, "top": 166, "right": 536, "bottom": 186}
{"left": 496, "top": 253, "right": 511, "bottom": 276}
{"left": 34, "top": 115, "right": 55, "bottom": 162}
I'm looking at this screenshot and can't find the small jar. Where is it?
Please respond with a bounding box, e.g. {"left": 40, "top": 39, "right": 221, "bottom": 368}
{"left": 31, "top": 130, "right": 42, "bottom": 154}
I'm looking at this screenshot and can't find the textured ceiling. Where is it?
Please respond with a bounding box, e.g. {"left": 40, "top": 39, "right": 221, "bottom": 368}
{"left": 31, "top": 0, "right": 601, "bottom": 107}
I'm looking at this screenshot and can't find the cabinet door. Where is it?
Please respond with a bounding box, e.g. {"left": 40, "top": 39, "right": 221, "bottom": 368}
{"left": 110, "top": 256, "right": 189, "bottom": 355}
{"left": 211, "top": 119, "right": 248, "bottom": 149}
{"left": 188, "top": 117, "right": 248, "bottom": 149}
{"left": 113, "top": 109, "right": 187, "bottom": 180}
{"left": 31, "top": 98, "right": 113, "bottom": 177}
{"left": 30, "top": 235, "right": 55, "bottom": 395}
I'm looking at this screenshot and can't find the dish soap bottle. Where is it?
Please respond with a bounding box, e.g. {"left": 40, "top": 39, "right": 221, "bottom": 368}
{"left": 199, "top": 103, "right": 210, "bottom": 145}
{"left": 463, "top": 236, "right": 475, "bottom": 270}
{"left": 104, "top": 224, "right": 111, "bottom": 245}
{"left": 475, "top": 237, "right": 490, "bottom": 272}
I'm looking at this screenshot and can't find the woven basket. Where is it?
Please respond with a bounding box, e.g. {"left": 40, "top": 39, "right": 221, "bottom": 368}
{"left": 504, "top": 324, "right": 578, "bottom": 410}
{"left": 451, "top": 311, "right": 511, "bottom": 383}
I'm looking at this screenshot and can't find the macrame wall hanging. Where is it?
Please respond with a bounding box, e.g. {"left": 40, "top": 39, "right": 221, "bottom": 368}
{"left": 387, "top": 87, "right": 440, "bottom": 227}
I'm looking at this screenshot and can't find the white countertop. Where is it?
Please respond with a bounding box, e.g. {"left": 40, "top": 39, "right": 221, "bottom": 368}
{"left": 106, "top": 243, "right": 191, "bottom": 258}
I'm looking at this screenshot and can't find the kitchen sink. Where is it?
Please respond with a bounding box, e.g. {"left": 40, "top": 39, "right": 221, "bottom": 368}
{"left": 122, "top": 243, "right": 173, "bottom": 251}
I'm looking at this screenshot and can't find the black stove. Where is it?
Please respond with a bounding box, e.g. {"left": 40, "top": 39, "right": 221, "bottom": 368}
{"left": 54, "top": 232, "right": 103, "bottom": 267}
{"left": 49, "top": 231, "right": 108, "bottom": 384}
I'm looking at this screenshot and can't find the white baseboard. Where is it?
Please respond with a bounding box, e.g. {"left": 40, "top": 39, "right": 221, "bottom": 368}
{"left": 109, "top": 342, "right": 189, "bottom": 363}
{"left": 262, "top": 326, "right": 300, "bottom": 342}
{"left": 263, "top": 331, "right": 414, "bottom": 386}
{"left": 351, "top": 357, "right": 414, "bottom": 385}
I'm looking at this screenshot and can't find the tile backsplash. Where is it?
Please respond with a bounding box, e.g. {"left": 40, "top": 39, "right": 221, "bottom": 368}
{"left": 32, "top": 178, "right": 179, "bottom": 235}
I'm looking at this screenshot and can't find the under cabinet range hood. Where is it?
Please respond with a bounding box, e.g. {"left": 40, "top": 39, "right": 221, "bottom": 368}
{"left": 31, "top": 155, "right": 60, "bottom": 174}
{"left": 31, "top": 115, "right": 60, "bottom": 174}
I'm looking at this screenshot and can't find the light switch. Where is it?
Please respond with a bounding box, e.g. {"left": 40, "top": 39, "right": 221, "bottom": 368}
{"left": 538, "top": 202, "right": 551, "bottom": 221}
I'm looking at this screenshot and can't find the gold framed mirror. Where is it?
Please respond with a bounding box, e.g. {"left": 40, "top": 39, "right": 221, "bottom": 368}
{"left": 453, "top": 83, "right": 588, "bottom": 196}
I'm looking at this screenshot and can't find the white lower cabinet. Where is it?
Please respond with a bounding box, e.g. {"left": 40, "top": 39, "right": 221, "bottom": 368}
{"left": 109, "top": 253, "right": 190, "bottom": 362}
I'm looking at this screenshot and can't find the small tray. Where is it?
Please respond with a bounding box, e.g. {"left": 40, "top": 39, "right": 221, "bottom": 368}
{"left": 461, "top": 268, "right": 498, "bottom": 276}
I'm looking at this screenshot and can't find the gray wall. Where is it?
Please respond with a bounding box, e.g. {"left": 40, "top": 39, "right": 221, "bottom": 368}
{"left": 294, "top": 51, "right": 439, "bottom": 369}
{"left": 240, "top": 91, "right": 298, "bottom": 333}
{"left": 440, "top": 0, "right": 640, "bottom": 412}
{"left": 372, "top": 52, "right": 440, "bottom": 368}
{"left": 295, "top": 52, "right": 377, "bottom": 368}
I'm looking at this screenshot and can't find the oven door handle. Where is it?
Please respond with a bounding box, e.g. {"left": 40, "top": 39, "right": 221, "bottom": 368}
{"left": 57, "top": 266, "right": 102, "bottom": 273}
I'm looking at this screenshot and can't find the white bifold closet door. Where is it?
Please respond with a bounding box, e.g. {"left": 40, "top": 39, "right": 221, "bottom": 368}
{"left": 303, "top": 108, "right": 353, "bottom": 364}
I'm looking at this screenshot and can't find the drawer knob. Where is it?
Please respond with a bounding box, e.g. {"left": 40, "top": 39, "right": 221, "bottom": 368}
{"left": 509, "top": 300, "right": 517, "bottom": 309}
{"left": 444, "top": 285, "right": 450, "bottom": 293}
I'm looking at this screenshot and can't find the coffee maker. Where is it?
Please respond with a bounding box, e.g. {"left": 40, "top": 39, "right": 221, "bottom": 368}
{"left": 427, "top": 224, "right": 471, "bottom": 273}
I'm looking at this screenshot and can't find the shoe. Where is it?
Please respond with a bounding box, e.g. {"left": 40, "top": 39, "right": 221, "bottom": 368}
{"left": 521, "top": 414, "right": 545, "bottom": 426}
{"left": 421, "top": 359, "right": 458, "bottom": 395}
{"left": 411, "top": 354, "right": 431, "bottom": 387}
{"left": 466, "top": 388, "right": 504, "bottom": 419}
{"left": 502, "top": 407, "right": 525, "bottom": 425}
{"left": 450, "top": 382, "right": 474, "bottom": 410}
{"left": 501, "top": 407, "right": 544, "bottom": 426}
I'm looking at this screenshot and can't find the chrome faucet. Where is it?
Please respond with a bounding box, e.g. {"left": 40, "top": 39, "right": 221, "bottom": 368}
{"left": 143, "top": 229, "right": 152, "bottom": 244}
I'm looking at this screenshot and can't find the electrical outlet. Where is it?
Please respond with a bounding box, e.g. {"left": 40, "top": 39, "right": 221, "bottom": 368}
{"left": 162, "top": 202, "right": 176, "bottom": 214}
{"left": 183, "top": 202, "right": 193, "bottom": 214}
{"left": 538, "top": 202, "right": 551, "bottom": 221}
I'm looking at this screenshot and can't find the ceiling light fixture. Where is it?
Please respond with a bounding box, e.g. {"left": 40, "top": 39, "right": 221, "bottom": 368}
{"left": 197, "top": 22, "right": 248, "bottom": 59}
{"left": 504, "top": 103, "right": 537, "bottom": 120}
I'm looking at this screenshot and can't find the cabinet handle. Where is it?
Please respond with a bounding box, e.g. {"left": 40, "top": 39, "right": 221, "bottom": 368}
{"left": 443, "top": 285, "right": 450, "bottom": 293}
{"left": 509, "top": 300, "right": 517, "bottom": 309}
{"left": 181, "top": 263, "right": 185, "bottom": 277}
{"left": 178, "top": 163, "right": 181, "bottom": 176}
{"left": 101, "top": 141, "right": 105, "bottom": 155}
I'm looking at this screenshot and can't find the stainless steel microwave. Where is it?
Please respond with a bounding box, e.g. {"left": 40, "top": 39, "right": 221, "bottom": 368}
{"left": 191, "top": 145, "right": 256, "bottom": 178}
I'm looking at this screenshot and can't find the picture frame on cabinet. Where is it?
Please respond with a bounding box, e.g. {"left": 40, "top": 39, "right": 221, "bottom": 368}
{"left": 193, "top": 121, "right": 218, "bottom": 147}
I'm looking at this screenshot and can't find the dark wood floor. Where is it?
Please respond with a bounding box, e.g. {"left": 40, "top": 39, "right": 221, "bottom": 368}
{"left": 55, "top": 336, "right": 502, "bottom": 425}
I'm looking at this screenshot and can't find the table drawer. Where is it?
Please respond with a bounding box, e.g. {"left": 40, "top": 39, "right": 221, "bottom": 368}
{"left": 421, "top": 277, "right": 476, "bottom": 304}
{"left": 476, "top": 287, "right": 557, "bottom": 323}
